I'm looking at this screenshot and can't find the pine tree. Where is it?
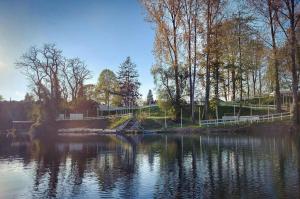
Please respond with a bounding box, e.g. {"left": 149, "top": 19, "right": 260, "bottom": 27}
{"left": 117, "top": 57, "right": 141, "bottom": 106}
{"left": 147, "top": 89, "right": 154, "bottom": 105}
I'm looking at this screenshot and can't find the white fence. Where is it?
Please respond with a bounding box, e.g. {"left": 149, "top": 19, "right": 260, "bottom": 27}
{"left": 70, "top": 114, "right": 84, "bottom": 120}
{"left": 200, "top": 112, "right": 291, "bottom": 127}
{"left": 57, "top": 113, "right": 132, "bottom": 121}
{"left": 221, "top": 102, "right": 290, "bottom": 111}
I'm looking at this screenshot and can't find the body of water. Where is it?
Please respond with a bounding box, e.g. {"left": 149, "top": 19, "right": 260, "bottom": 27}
{"left": 0, "top": 133, "right": 300, "bottom": 198}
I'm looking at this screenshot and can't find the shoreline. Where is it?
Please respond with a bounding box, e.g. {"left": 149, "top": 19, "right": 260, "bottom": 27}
{"left": 143, "top": 121, "right": 296, "bottom": 135}
{"left": 0, "top": 120, "right": 296, "bottom": 143}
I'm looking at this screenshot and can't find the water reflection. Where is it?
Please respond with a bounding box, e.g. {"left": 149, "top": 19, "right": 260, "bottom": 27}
{"left": 0, "top": 133, "right": 300, "bottom": 198}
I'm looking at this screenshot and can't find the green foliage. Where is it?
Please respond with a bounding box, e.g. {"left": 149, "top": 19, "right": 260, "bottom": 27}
{"left": 137, "top": 111, "right": 148, "bottom": 122}
{"left": 242, "top": 96, "right": 276, "bottom": 105}
{"left": 96, "top": 69, "right": 121, "bottom": 106}
{"left": 157, "top": 99, "right": 176, "bottom": 119}
{"left": 27, "top": 104, "right": 42, "bottom": 122}
{"left": 24, "top": 93, "right": 34, "bottom": 102}
{"left": 0, "top": 95, "right": 3, "bottom": 101}
{"left": 68, "top": 98, "right": 98, "bottom": 116}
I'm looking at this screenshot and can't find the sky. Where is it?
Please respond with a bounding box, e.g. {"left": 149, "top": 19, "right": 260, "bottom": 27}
{"left": 0, "top": 0, "right": 155, "bottom": 101}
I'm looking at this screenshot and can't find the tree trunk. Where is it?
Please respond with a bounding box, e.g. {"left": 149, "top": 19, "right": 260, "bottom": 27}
{"left": 252, "top": 70, "right": 257, "bottom": 97}
{"left": 192, "top": 6, "right": 198, "bottom": 123}
{"left": 268, "top": 0, "right": 281, "bottom": 112}
{"left": 259, "top": 67, "right": 262, "bottom": 96}
{"left": 187, "top": 14, "right": 193, "bottom": 123}
{"left": 246, "top": 74, "right": 250, "bottom": 99}
{"left": 204, "top": 0, "right": 211, "bottom": 120}
{"left": 238, "top": 13, "right": 243, "bottom": 104}
{"left": 232, "top": 69, "right": 236, "bottom": 101}
{"left": 290, "top": 12, "right": 299, "bottom": 124}
{"left": 173, "top": 21, "right": 181, "bottom": 121}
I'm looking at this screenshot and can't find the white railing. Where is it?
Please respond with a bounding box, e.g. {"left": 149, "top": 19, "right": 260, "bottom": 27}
{"left": 84, "top": 113, "right": 132, "bottom": 120}
{"left": 56, "top": 113, "right": 133, "bottom": 121}
{"left": 200, "top": 112, "right": 291, "bottom": 127}
{"left": 221, "top": 102, "right": 289, "bottom": 111}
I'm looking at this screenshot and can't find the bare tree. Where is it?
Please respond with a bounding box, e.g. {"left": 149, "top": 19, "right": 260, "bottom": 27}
{"left": 61, "top": 58, "right": 91, "bottom": 101}
{"left": 16, "top": 46, "right": 46, "bottom": 100}
{"left": 17, "top": 43, "right": 92, "bottom": 119}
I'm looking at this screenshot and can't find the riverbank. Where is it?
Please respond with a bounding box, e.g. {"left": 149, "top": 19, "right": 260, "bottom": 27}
{"left": 143, "top": 120, "right": 295, "bottom": 135}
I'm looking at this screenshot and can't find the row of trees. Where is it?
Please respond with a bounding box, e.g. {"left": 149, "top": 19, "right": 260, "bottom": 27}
{"left": 17, "top": 43, "right": 143, "bottom": 122}
{"left": 141, "top": 0, "right": 300, "bottom": 124}
{"left": 18, "top": 44, "right": 143, "bottom": 113}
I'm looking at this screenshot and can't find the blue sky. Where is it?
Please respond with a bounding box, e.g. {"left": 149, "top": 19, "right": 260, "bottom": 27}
{"left": 0, "top": 0, "right": 155, "bottom": 101}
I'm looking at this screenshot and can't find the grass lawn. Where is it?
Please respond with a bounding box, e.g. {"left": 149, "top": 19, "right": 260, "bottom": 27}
{"left": 135, "top": 103, "right": 280, "bottom": 130}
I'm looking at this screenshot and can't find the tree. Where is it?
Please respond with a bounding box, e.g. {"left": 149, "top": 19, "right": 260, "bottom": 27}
{"left": 0, "top": 95, "right": 3, "bottom": 101}
{"left": 96, "top": 69, "right": 121, "bottom": 107}
{"left": 61, "top": 58, "right": 91, "bottom": 101}
{"left": 118, "top": 57, "right": 141, "bottom": 106}
{"left": 248, "top": 0, "right": 282, "bottom": 112}
{"left": 16, "top": 43, "right": 92, "bottom": 126}
{"left": 182, "top": 0, "right": 201, "bottom": 122}
{"left": 24, "top": 93, "right": 34, "bottom": 102}
{"left": 274, "top": 0, "right": 300, "bottom": 124}
{"left": 16, "top": 44, "right": 64, "bottom": 113}
{"left": 202, "top": 0, "right": 225, "bottom": 119}
{"left": 147, "top": 89, "right": 154, "bottom": 104}
{"left": 142, "top": 0, "right": 184, "bottom": 120}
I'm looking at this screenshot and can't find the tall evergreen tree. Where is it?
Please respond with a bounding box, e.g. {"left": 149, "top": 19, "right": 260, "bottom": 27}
{"left": 118, "top": 57, "right": 141, "bottom": 106}
{"left": 147, "top": 89, "right": 154, "bottom": 105}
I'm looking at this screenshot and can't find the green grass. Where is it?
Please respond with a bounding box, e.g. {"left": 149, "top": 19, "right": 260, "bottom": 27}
{"left": 135, "top": 103, "right": 280, "bottom": 130}
{"left": 108, "top": 115, "right": 130, "bottom": 129}
{"left": 135, "top": 104, "right": 274, "bottom": 120}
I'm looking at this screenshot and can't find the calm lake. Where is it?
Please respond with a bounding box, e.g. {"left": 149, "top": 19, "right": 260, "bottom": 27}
{"left": 0, "top": 133, "right": 300, "bottom": 199}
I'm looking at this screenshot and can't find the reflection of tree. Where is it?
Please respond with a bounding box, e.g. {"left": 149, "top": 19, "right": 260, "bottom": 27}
{"left": 31, "top": 141, "right": 62, "bottom": 198}
{"left": 23, "top": 137, "right": 137, "bottom": 198}
{"left": 2, "top": 134, "right": 300, "bottom": 198}
{"left": 141, "top": 135, "right": 300, "bottom": 198}
{"left": 93, "top": 141, "right": 137, "bottom": 198}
